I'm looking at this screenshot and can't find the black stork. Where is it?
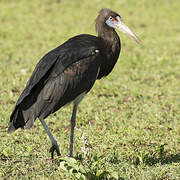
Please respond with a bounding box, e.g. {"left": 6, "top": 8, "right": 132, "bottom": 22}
{"left": 8, "top": 8, "right": 140, "bottom": 159}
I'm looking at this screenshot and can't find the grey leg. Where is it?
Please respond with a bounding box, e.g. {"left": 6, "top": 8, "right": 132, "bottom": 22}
{"left": 69, "top": 92, "right": 85, "bottom": 157}
{"left": 40, "top": 118, "right": 60, "bottom": 159}
{"left": 69, "top": 104, "right": 78, "bottom": 157}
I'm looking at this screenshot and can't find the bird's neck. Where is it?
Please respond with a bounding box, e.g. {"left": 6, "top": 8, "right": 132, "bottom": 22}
{"left": 98, "top": 28, "right": 120, "bottom": 57}
{"left": 97, "top": 27, "right": 114, "bottom": 42}
{"left": 97, "top": 29, "right": 121, "bottom": 79}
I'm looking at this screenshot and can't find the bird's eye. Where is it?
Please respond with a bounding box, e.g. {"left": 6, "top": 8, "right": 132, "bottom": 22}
{"left": 109, "top": 17, "right": 115, "bottom": 22}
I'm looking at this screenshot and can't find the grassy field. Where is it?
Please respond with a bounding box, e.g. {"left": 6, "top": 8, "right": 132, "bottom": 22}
{"left": 0, "top": 0, "right": 180, "bottom": 179}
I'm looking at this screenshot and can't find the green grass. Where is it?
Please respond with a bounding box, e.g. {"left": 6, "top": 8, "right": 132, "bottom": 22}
{"left": 0, "top": 0, "right": 180, "bottom": 179}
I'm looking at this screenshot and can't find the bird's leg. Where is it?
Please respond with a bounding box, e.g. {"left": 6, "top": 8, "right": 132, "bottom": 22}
{"left": 39, "top": 118, "right": 60, "bottom": 159}
{"left": 69, "top": 104, "right": 78, "bottom": 157}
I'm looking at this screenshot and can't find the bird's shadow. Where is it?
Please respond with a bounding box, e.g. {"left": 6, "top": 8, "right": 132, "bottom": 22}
{"left": 144, "top": 153, "right": 180, "bottom": 166}
{"left": 106, "top": 150, "right": 180, "bottom": 167}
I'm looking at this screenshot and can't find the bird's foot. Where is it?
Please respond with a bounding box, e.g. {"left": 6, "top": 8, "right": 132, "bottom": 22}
{"left": 49, "top": 144, "right": 61, "bottom": 159}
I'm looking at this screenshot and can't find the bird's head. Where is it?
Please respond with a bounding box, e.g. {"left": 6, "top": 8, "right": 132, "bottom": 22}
{"left": 96, "top": 8, "right": 141, "bottom": 44}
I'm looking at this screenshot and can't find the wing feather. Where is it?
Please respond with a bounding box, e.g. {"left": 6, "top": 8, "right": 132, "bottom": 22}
{"left": 16, "top": 34, "right": 100, "bottom": 105}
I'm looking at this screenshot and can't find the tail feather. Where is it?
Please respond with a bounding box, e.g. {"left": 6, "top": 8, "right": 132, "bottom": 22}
{"left": 8, "top": 105, "right": 35, "bottom": 133}
{"left": 8, "top": 106, "right": 25, "bottom": 133}
{"left": 8, "top": 122, "right": 16, "bottom": 133}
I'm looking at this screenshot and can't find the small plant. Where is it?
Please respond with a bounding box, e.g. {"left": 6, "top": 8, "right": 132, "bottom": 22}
{"left": 58, "top": 157, "right": 87, "bottom": 179}
{"left": 81, "top": 133, "right": 90, "bottom": 163}
{"left": 58, "top": 133, "right": 119, "bottom": 179}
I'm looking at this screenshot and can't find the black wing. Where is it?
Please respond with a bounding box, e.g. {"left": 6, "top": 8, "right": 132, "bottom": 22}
{"left": 16, "top": 34, "right": 101, "bottom": 105}
{"left": 8, "top": 34, "right": 102, "bottom": 132}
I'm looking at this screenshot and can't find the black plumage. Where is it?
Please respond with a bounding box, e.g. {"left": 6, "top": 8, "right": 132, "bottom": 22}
{"left": 9, "top": 35, "right": 102, "bottom": 130}
{"left": 8, "top": 8, "right": 140, "bottom": 158}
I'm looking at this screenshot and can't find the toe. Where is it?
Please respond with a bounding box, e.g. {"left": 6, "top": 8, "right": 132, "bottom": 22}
{"left": 49, "top": 144, "right": 60, "bottom": 159}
